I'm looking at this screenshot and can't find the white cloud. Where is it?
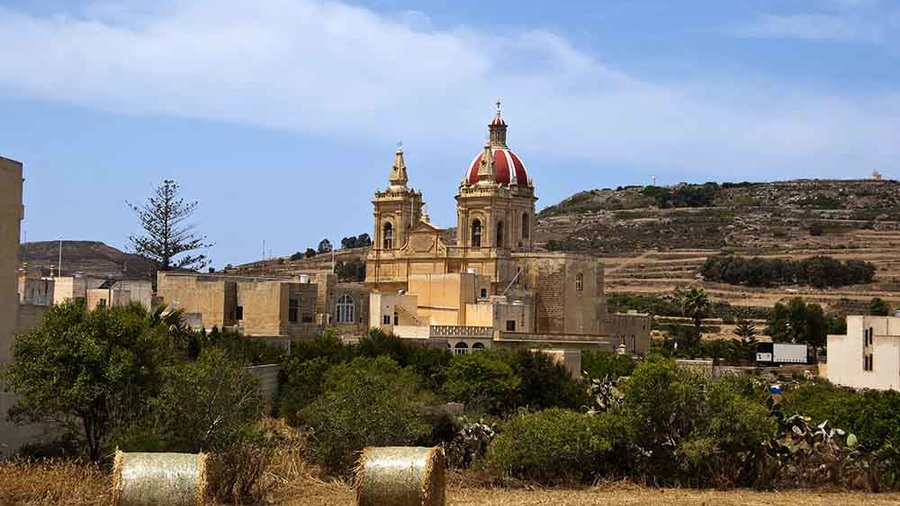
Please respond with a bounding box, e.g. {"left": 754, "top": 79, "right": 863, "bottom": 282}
{"left": 736, "top": 0, "right": 900, "bottom": 46}
{"left": 0, "top": 0, "right": 899, "bottom": 177}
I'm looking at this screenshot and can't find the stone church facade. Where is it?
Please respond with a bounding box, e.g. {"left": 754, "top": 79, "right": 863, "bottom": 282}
{"left": 366, "top": 107, "right": 649, "bottom": 353}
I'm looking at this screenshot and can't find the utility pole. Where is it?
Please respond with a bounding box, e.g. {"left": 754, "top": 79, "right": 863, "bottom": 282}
{"left": 58, "top": 236, "right": 63, "bottom": 277}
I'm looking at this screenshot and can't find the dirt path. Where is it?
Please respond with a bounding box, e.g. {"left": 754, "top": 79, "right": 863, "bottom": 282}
{"left": 275, "top": 480, "right": 900, "bottom": 506}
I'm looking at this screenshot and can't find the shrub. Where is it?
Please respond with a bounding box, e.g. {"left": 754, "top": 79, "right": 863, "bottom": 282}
{"left": 441, "top": 352, "right": 520, "bottom": 416}
{"left": 357, "top": 329, "right": 451, "bottom": 390}
{"left": 149, "top": 348, "right": 263, "bottom": 453}
{"left": 504, "top": 350, "right": 587, "bottom": 410}
{"left": 617, "top": 356, "right": 707, "bottom": 481}
{"left": 301, "top": 357, "right": 432, "bottom": 473}
{"left": 485, "top": 409, "right": 611, "bottom": 484}
{"left": 582, "top": 351, "right": 635, "bottom": 379}
{"left": 278, "top": 357, "right": 332, "bottom": 425}
{"left": 870, "top": 297, "right": 892, "bottom": 316}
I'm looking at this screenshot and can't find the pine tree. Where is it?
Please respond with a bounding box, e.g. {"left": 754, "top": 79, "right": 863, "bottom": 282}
{"left": 128, "top": 179, "right": 212, "bottom": 271}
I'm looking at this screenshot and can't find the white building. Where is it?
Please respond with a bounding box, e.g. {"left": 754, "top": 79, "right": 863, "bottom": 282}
{"left": 826, "top": 315, "right": 900, "bottom": 391}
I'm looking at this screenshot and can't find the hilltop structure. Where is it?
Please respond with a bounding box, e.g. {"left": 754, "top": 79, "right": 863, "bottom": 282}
{"left": 365, "top": 105, "right": 649, "bottom": 353}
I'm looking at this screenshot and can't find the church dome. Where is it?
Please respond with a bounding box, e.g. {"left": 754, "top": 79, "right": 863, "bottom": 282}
{"left": 464, "top": 103, "right": 532, "bottom": 187}
{"left": 465, "top": 148, "right": 530, "bottom": 186}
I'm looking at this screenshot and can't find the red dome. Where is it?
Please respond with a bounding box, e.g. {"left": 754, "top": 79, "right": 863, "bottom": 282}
{"left": 466, "top": 148, "right": 531, "bottom": 187}
{"left": 490, "top": 115, "right": 506, "bottom": 126}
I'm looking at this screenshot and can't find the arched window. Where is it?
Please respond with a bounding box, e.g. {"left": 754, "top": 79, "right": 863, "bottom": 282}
{"left": 496, "top": 221, "right": 504, "bottom": 248}
{"left": 336, "top": 294, "right": 354, "bottom": 324}
{"left": 575, "top": 273, "right": 584, "bottom": 292}
{"left": 472, "top": 342, "right": 485, "bottom": 352}
{"left": 454, "top": 342, "right": 469, "bottom": 355}
{"left": 522, "top": 213, "right": 530, "bottom": 239}
{"left": 471, "top": 219, "right": 482, "bottom": 247}
{"left": 383, "top": 222, "right": 393, "bottom": 250}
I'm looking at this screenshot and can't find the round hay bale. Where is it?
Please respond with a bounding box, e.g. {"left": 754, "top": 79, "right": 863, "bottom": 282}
{"left": 354, "top": 446, "right": 446, "bottom": 506}
{"left": 112, "top": 450, "right": 208, "bottom": 506}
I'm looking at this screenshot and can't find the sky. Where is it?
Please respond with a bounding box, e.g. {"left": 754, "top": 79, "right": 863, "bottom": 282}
{"left": 1, "top": 0, "right": 899, "bottom": 266}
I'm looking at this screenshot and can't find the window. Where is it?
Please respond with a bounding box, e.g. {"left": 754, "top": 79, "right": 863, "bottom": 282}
{"left": 863, "top": 327, "right": 874, "bottom": 372}
{"left": 496, "top": 221, "right": 504, "bottom": 247}
{"left": 454, "top": 342, "right": 469, "bottom": 355}
{"left": 98, "top": 298, "right": 107, "bottom": 308}
{"left": 393, "top": 311, "right": 399, "bottom": 325}
{"left": 302, "top": 314, "right": 313, "bottom": 323}
{"left": 383, "top": 222, "right": 394, "bottom": 250}
{"left": 506, "top": 320, "right": 516, "bottom": 331}
{"left": 473, "top": 342, "right": 485, "bottom": 352}
{"left": 471, "top": 219, "right": 482, "bottom": 247}
{"left": 336, "top": 294, "right": 354, "bottom": 324}
{"left": 522, "top": 213, "right": 530, "bottom": 239}
{"left": 383, "top": 314, "right": 391, "bottom": 325}
{"left": 480, "top": 288, "right": 488, "bottom": 298}
{"left": 575, "top": 273, "right": 584, "bottom": 292}
{"left": 235, "top": 306, "right": 243, "bottom": 320}
{"left": 288, "top": 298, "right": 299, "bottom": 323}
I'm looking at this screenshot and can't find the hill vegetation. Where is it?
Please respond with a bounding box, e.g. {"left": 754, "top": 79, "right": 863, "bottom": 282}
{"left": 537, "top": 179, "right": 900, "bottom": 255}
{"left": 19, "top": 240, "right": 157, "bottom": 280}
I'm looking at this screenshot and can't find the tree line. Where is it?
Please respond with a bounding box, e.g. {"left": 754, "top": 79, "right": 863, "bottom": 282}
{"left": 701, "top": 254, "right": 876, "bottom": 288}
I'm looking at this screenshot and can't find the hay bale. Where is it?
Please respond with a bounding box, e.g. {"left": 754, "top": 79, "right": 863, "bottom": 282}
{"left": 112, "top": 450, "right": 208, "bottom": 506}
{"left": 354, "top": 446, "right": 446, "bottom": 506}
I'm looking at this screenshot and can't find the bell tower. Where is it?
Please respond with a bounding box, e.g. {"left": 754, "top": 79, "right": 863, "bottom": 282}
{"left": 372, "top": 147, "right": 423, "bottom": 254}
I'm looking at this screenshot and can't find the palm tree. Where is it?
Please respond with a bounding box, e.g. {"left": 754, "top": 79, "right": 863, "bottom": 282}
{"left": 679, "top": 287, "right": 711, "bottom": 339}
{"left": 732, "top": 319, "right": 758, "bottom": 362}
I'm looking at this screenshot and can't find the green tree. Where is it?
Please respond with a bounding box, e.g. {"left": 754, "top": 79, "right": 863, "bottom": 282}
{"left": 442, "top": 352, "right": 521, "bottom": 416}
{"left": 582, "top": 351, "right": 636, "bottom": 379}
{"left": 870, "top": 297, "right": 892, "bottom": 316}
{"left": 4, "top": 303, "right": 174, "bottom": 461}
{"left": 731, "top": 319, "right": 758, "bottom": 362}
{"left": 505, "top": 350, "right": 587, "bottom": 411}
{"left": 766, "top": 297, "right": 830, "bottom": 348}
{"left": 301, "top": 357, "right": 432, "bottom": 473}
{"left": 127, "top": 179, "right": 212, "bottom": 271}
{"left": 150, "top": 348, "right": 262, "bottom": 452}
{"left": 678, "top": 287, "right": 711, "bottom": 341}
{"left": 317, "top": 238, "right": 333, "bottom": 254}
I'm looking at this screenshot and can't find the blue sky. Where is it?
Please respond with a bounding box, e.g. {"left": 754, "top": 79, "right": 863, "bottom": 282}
{"left": 1, "top": 0, "right": 899, "bottom": 266}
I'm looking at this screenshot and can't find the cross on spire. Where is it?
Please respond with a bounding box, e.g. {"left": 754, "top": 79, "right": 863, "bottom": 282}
{"left": 495, "top": 100, "right": 502, "bottom": 118}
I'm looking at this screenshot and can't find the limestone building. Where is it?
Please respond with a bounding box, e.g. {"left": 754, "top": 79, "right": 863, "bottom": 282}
{"left": 1, "top": 156, "right": 51, "bottom": 457}
{"left": 827, "top": 315, "right": 900, "bottom": 391}
{"left": 366, "top": 107, "right": 649, "bottom": 353}
{"left": 19, "top": 272, "right": 153, "bottom": 311}
{"left": 0, "top": 156, "right": 23, "bottom": 366}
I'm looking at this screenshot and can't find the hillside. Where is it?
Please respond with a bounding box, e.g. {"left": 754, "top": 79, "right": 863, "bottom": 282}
{"left": 19, "top": 241, "right": 157, "bottom": 280}
{"left": 535, "top": 179, "right": 900, "bottom": 318}
{"left": 234, "top": 179, "right": 900, "bottom": 315}
{"left": 535, "top": 179, "right": 900, "bottom": 254}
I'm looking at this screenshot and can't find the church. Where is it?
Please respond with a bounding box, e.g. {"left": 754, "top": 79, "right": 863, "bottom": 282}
{"left": 365, "top": 105, "right": 649, "bottom": 354}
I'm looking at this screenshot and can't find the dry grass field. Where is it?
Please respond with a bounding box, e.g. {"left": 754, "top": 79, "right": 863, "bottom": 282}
{"left": 3, "top": 460, "right": 900, "bottom": 506}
